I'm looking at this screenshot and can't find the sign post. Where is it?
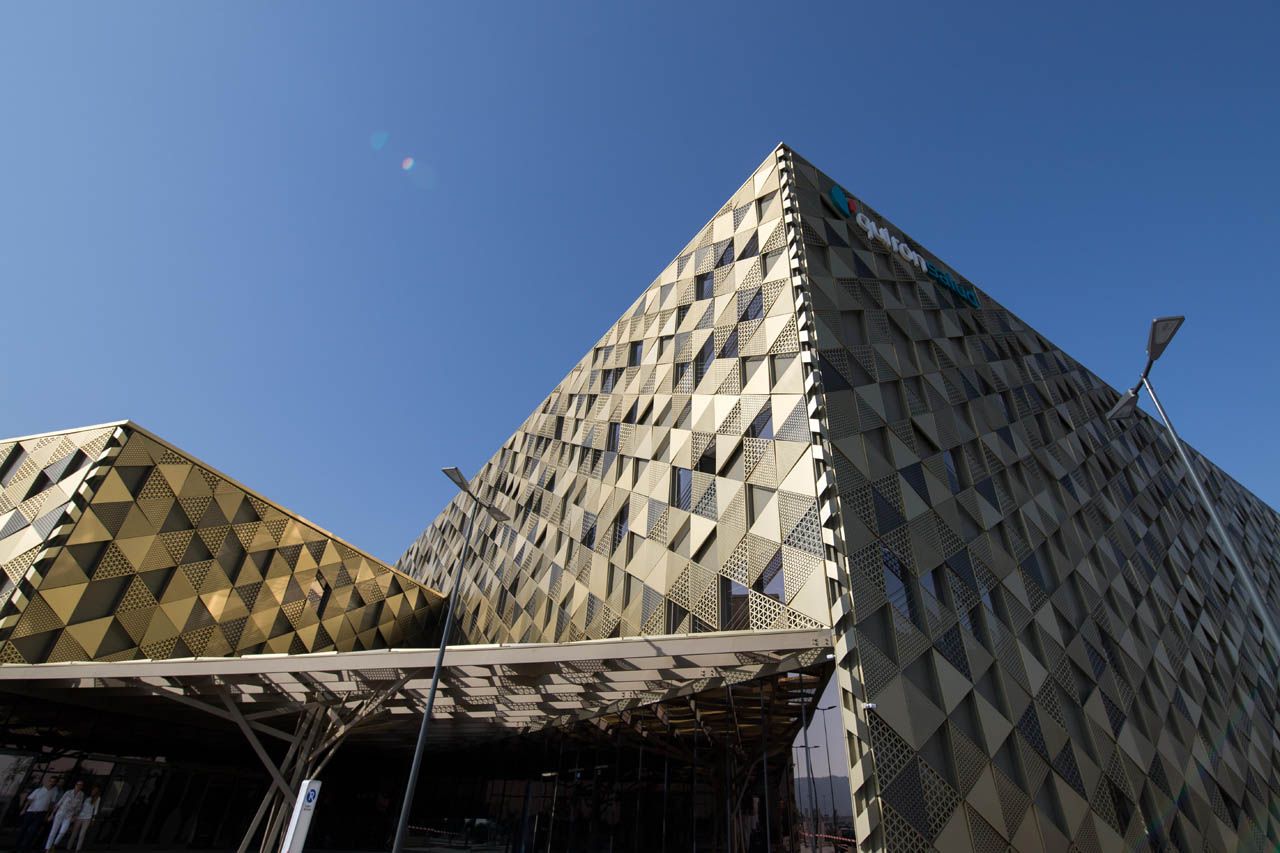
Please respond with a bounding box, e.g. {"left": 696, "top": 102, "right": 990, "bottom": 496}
{"left": 280, "top": 779, "right": 322, "bottom": 853}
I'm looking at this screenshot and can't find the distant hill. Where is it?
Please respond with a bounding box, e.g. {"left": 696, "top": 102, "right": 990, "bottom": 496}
{"left": 793, "top": 776, "right": 852, "bottom": 817}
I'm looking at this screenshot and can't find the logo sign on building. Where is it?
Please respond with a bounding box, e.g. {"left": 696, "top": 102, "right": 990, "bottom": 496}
{"left": 281, "top": 779, "right": 322, "bottom": 853}
{"left": 824, "top": 185, "right": 981, "bottom": 309}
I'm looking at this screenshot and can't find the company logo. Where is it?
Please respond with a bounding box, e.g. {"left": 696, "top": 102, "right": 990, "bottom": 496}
{"left": 824, "top": 185, "right": 855, "bottom": 218}
{"left": 824, "top": 185, "right": 981, "bottom": 309}
{"left": 305, "top": 789, "right": 318, "bottom": 805}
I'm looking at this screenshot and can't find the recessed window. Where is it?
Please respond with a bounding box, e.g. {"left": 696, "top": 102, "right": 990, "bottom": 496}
{"left": 745, "top": 403, "right": 773, "bottom": 440}
{"left": 747, "top": 485, "right": 775, "bottom": 525}
{"left": 628, "top": 341, "right": 643, "bottom": 367}
{"left": 942, "top": 449, "right": 963, "bottom": 494}
{"left": 611, "top": 504, "right": 629, "bottom": 555}
{"left": 606, "top": 422, "right": 621, "bottom": 452}
{"left": 715, "top": 242, "right": 735, "bottom": 268}
{"left": 695, "top": 443, "right": 716, "bottom": 474}
{"left": 696, "top": 272, "right": 714, "bottom": 301}
{"left": 670, "top": 467, "right": 692, "bottom": 511}
{"left": 693, "top": 338, "right": 715, "bottom": 384}
{"left": 719, "top": 328, "right": 739, "bottom": 359}
{"left": 741, "top": 356, "right": 771, "bottom": 388}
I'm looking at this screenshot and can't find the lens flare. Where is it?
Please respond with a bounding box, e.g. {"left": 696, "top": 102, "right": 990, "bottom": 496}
{"left": 401, "top": 157, "right": 415, "bottom": 171}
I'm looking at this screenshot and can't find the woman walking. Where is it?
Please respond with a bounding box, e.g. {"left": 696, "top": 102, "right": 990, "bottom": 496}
{"left": 68, "top": 786, "right": 101, "bottom": 851}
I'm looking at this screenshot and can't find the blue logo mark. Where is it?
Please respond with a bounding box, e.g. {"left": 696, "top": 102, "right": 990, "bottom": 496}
{"left": 825, "top": 185, "right": 854, "bottom": 218}
{"left": 305, "top": 789, "right": 318, "bottom": 804}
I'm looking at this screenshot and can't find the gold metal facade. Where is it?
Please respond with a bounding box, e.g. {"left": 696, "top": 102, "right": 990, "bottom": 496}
{"left": 398, "top": 149, "right": 840, "bottom": 648}
{"left": 0, "top": 423, "right": 440, "bottom": 664}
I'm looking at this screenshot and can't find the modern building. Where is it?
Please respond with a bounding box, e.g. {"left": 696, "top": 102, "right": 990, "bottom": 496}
{"left": 1, "top": 145, "right": 1277, "bottom": 853}
{"left": 396, "top": 145, "right": 1280, "bottom": 851}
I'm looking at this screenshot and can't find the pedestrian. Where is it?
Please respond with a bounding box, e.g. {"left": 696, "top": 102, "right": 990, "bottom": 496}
{"left": 67, "top": 786, "right": 101, "bottom": 852}
{"left": 44, "top": 780, "right": 85, "bottom": 853}
{"left": 15, "top": 777, "right": 59, "bottom": 853}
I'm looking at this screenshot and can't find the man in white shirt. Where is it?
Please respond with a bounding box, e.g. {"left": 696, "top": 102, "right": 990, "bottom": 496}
{"left": 15, "top": 777, "right": 59, "bottom": 853}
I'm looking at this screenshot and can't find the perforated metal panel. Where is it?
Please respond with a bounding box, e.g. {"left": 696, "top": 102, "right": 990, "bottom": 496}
{"left": 787, "top": 148, "right": 1280, "bottom": 852}
{"left": 0, "top": 423, "right": 441, "bottom": 663}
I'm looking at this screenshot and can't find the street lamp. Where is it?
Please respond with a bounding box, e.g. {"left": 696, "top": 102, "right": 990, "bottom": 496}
{"left": 797, "top": 699, "right": 822, "bottom": 853}
{"left": 391, "top": 467, "right": 509, "bottom": 853}
{"left": 1106, "top": 316, "right": 1280, "bottom": 666}
{"left": 816, "top": 706, "right": 840, "bottom": 837}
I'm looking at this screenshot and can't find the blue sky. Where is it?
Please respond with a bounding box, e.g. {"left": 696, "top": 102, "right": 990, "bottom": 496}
{"left": 2, "top": 1, "right": 1277, "bottom": 563}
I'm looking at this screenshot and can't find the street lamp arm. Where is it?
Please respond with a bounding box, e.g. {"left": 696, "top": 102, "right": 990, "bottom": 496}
{"left": 391, "top": 468, "right": 505, "bottom": 853}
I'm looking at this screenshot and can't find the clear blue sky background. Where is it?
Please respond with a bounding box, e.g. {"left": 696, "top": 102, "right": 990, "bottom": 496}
{"left": 3, "top": 2, "right": 1277, "bottom": 564}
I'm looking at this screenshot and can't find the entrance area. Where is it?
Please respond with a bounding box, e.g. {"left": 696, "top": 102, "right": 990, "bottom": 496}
{"left": 0, "top": 630, "right": 851, "bottom": 852}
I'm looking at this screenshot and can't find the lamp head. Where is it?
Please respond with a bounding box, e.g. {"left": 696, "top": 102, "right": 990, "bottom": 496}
{"left": 442, "top": 467, "right": 470, "bottom": 492}
{"left": 1146, "top": 315, "right": 1185, "bottom": 363}
{"left": 483, "top": 505, "right": 510, "bottom": 523}
{"left": 1106, "top": 387, "right": 1140, "bottom": 421}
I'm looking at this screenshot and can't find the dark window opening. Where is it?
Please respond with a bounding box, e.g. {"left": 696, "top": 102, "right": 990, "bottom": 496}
{"left": 745, "top": 404, "right": 773, "bottom": 440}
{"left": 696, "top": 272, "right": 714, "bottom": 300}
{"left": 693, "top": 338, "right": 716, "bottom": 384}
{"left": 671, "top": 467, "right": 692, "bottom": 511}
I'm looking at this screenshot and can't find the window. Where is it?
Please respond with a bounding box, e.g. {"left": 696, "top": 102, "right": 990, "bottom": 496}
{"left": 692, "top": 530, "right": 716, "bottom": 563}
{"left": 745, "top": 403, "right": 773, "bottom": 440}
{"left": 693, "top": 337, "right": 715, "bottom": 384}
{"left": 611, "top": 504, "right": 629, "bottom": 555}
{"left": 695, "top": 443, "right": 716, "bottom": 474}
{"left": 740, "top": 289, "right": 763, "bottom": 322}
{"left": 606, "top": 422, "right": 620, "bottom": 452}
{"left": 671, "top": 467, "right": 692, "bottom": 511}
{"left": 696, "top": 272, "right": 714, "bottom": 300}
{"left": 715, "top": 241, "right": 735, "bottom": 268}
{"left": 747, "top": 485, "right": 774, "bottom": 525}
{"left": 741, "top": 355, "right": 770, "bottom": 388}
{"left": 719, "top": 328, "right": 739, "bottom": 359}
{"left": 628, "top": 340, "right": 643, "bottom": 367}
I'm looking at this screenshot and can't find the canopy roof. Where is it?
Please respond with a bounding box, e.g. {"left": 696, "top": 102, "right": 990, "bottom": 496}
{"left": 0, "top": 627, "right": 832, "bottom": 744}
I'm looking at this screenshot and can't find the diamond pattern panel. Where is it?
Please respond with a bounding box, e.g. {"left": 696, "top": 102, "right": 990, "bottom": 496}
{"left": 787, "top": 148, "right": 1280, "bottom": 852}
{"left": 397, "top": 149, "right": 839, "bottom": 648}
{"left": 0, "top": 423, "right": 441, "bottom": 663}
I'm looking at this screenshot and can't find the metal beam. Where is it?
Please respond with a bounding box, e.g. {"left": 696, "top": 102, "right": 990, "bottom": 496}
{"left": 220, "top": 691, "right": 296, "bottom": 804}
{"left": 138, "top": 683, "right": 297, "bottom": 743}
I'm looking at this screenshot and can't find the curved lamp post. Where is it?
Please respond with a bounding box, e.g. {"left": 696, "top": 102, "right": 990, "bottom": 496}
{"left": 816, "top": 705, "right": 839, "bottom": 837}
{"left": 1106, "top": 316, "right": 1280, "bottom": 665}
{"left": 391, "top": 467, "right": 509, "bottom": 853}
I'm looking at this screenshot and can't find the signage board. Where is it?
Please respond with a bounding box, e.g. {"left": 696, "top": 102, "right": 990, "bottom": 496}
{"left": 281, "top": 779, "right": 322, "bottom": 853}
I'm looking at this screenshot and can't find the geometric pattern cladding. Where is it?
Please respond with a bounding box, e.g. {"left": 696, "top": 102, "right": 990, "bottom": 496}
{"left": 400, "top": 145, "right": 1280, "bottom": 851}
{"left": 0, "top": 422, "right": 441, "bottom": 664}
{"left": 786, "top": 147, "right": 1280, "bottom": 853}
{"left": 399, "top": 150, "right": 840, "bottom": 648}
